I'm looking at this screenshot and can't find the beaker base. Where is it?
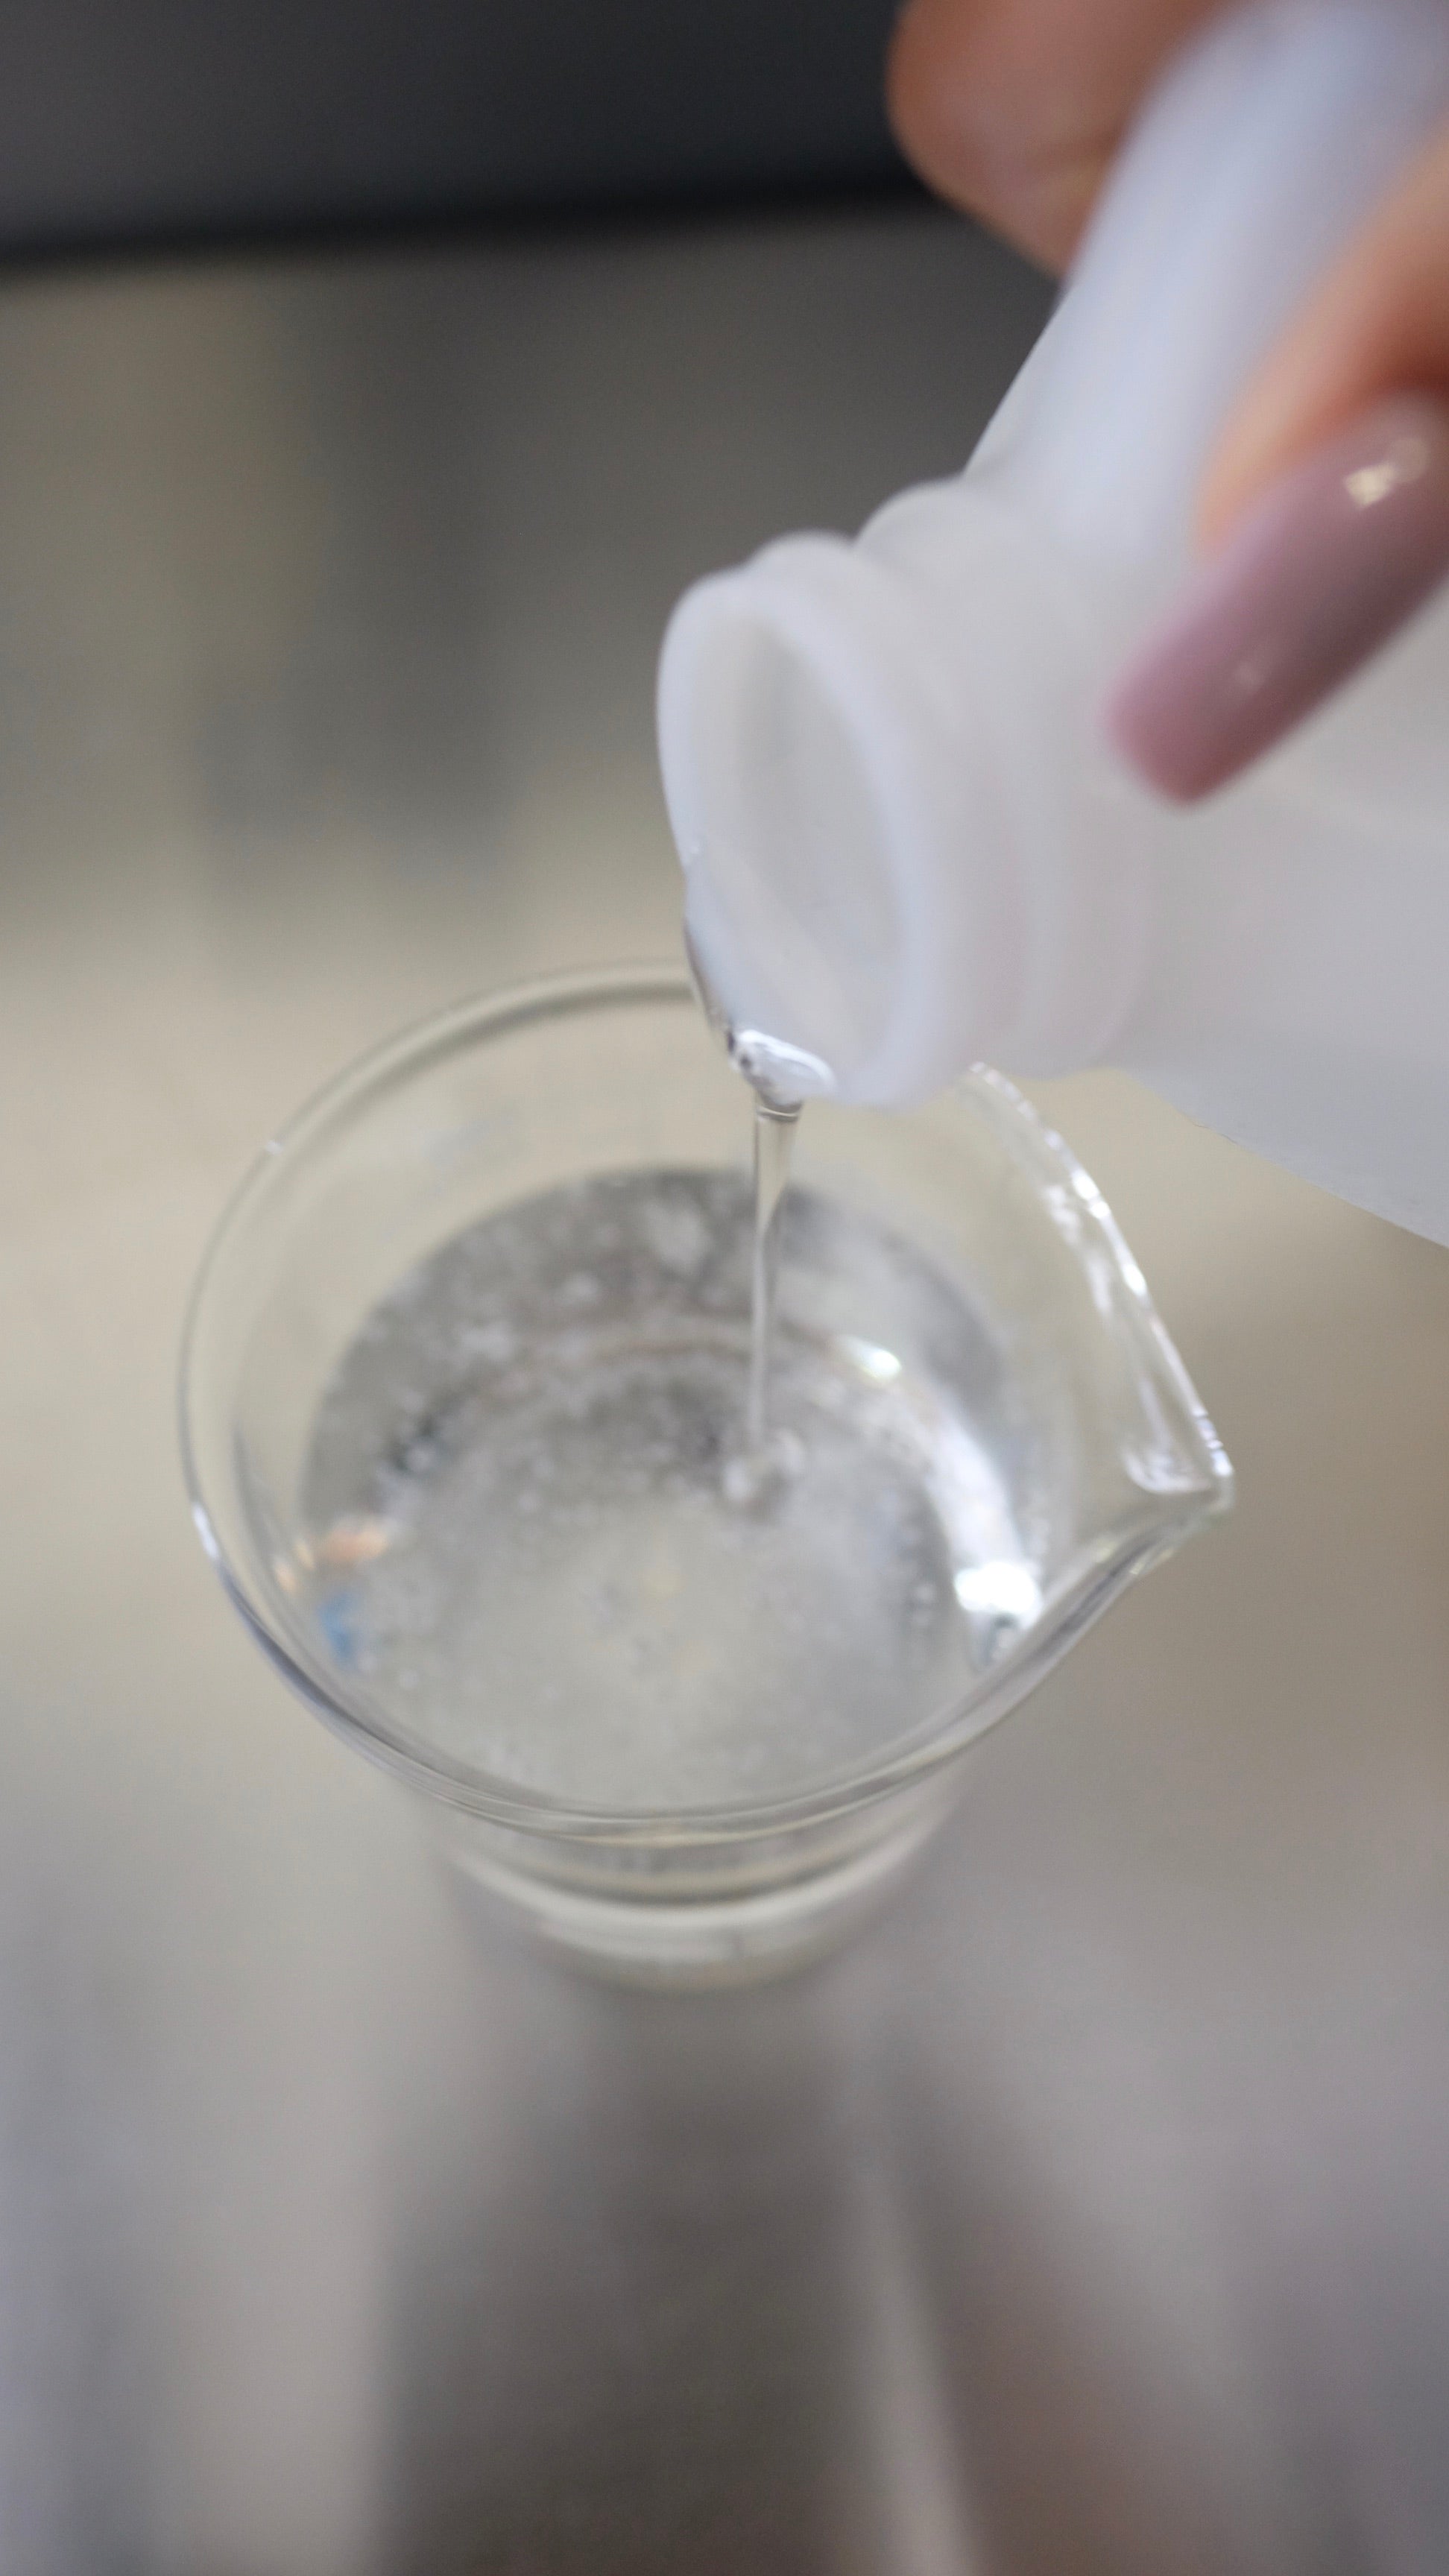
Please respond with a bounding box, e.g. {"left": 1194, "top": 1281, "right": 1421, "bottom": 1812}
{"left": 432, "top": 1795, "right": 956, "bottom": 1989}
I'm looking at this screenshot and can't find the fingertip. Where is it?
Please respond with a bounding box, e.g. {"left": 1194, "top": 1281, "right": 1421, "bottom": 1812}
{"left": 1102, "top": 680, "right": 1208, "bottom": 802}
{"left": 886, "top": 0, "right": 978, "bottom": 214}
{"left": 886, "top": 0, "right": 1096, "bottom": 265}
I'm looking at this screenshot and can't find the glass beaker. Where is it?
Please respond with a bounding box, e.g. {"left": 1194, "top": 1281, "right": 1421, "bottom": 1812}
{"left": 180, "top": 965, "right": 1231, "bottom": 1982}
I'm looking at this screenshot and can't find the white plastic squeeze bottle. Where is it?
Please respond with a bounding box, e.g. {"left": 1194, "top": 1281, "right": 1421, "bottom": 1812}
{"left": 657, "top": 0, "right": 1449, "bottom": 1243}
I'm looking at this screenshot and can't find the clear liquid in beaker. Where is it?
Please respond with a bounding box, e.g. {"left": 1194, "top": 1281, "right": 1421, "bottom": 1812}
{"left": 297, "top": 1170, "right": 1038, "bottom": 1810}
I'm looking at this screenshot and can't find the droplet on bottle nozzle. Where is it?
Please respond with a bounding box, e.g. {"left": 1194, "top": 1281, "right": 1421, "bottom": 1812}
{"left": 683, "top": 920, "right": 836, "bottom": 1113}
{"left": 726, "top": 1029, "right": 836, "bottom": 1113}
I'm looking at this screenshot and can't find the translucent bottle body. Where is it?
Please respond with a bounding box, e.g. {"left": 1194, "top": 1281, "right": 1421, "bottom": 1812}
{"left": 658, "top": 0, "right": 1449, "bottom": 1242}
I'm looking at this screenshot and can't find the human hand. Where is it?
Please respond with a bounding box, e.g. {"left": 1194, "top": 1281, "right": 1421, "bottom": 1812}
{"left": 888, "top": 0, "right": 1449, "bottom": 799}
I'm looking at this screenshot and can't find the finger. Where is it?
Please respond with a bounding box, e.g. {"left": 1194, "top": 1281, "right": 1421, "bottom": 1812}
{"left": 1105, "top": 117, "right": 1449, "bottom": 801}
{"left": 1199, "top": 119, "right": 1449, "bottom": 543}
{"left": 887, "top": 0, "right": 1218, "bottom": 271}
{"left": 1106, "top": 393, "right": 1449, "bottom": 798}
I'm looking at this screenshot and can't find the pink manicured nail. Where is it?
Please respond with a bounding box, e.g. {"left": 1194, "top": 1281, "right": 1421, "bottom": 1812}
{"left": 1104, "top": 394, "right": 1449, "bottom": 801}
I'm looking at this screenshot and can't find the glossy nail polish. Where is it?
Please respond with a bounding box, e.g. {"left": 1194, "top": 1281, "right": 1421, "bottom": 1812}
{"left": 1105, "top": 394, "right": 1449, "bottom": 801}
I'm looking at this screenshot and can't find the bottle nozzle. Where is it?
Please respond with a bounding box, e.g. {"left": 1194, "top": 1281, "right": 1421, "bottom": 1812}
{"left": 684, "top": 920, "right": 836, "bottom": 1113}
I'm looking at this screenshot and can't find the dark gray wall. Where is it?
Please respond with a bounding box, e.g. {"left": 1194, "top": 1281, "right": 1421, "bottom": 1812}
{"left": 0, "top": 0, "right": 909, "bottom": 253}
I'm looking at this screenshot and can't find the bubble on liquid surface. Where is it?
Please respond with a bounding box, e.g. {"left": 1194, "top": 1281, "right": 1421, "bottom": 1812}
{"left": 295, "top": 1170, "right": 1038, "bottom": 1811}
{"left": 720, "top": 1427, "right": 805, "bottom": 1514}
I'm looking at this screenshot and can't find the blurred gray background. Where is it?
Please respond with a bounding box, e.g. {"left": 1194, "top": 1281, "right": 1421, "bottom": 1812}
{"left": 4, "top": 8, "right": 1449, "bottom": 2575}
{"left": 0, "top": 0, "right": 909, "bottom": 253}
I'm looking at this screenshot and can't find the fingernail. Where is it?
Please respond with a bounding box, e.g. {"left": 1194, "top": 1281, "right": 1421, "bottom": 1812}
{"left": 1104, "top": 394, "right": 1449, "bottom": 801}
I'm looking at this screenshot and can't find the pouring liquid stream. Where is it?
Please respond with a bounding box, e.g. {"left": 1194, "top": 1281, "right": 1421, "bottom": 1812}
{"left": 711, "top": 1011, "right": 836, "bottom": 1497}
{"left": 681, "top": 919, "right": 839, "bottom": 1482}
{"left": 746, "top": 1095, "right": 801, "bottom": 1455}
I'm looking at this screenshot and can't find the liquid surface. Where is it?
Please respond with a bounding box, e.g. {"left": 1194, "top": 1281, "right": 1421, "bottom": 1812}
{"left": 297, "top": 1171, "right": 1036, "bottom": 1811}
